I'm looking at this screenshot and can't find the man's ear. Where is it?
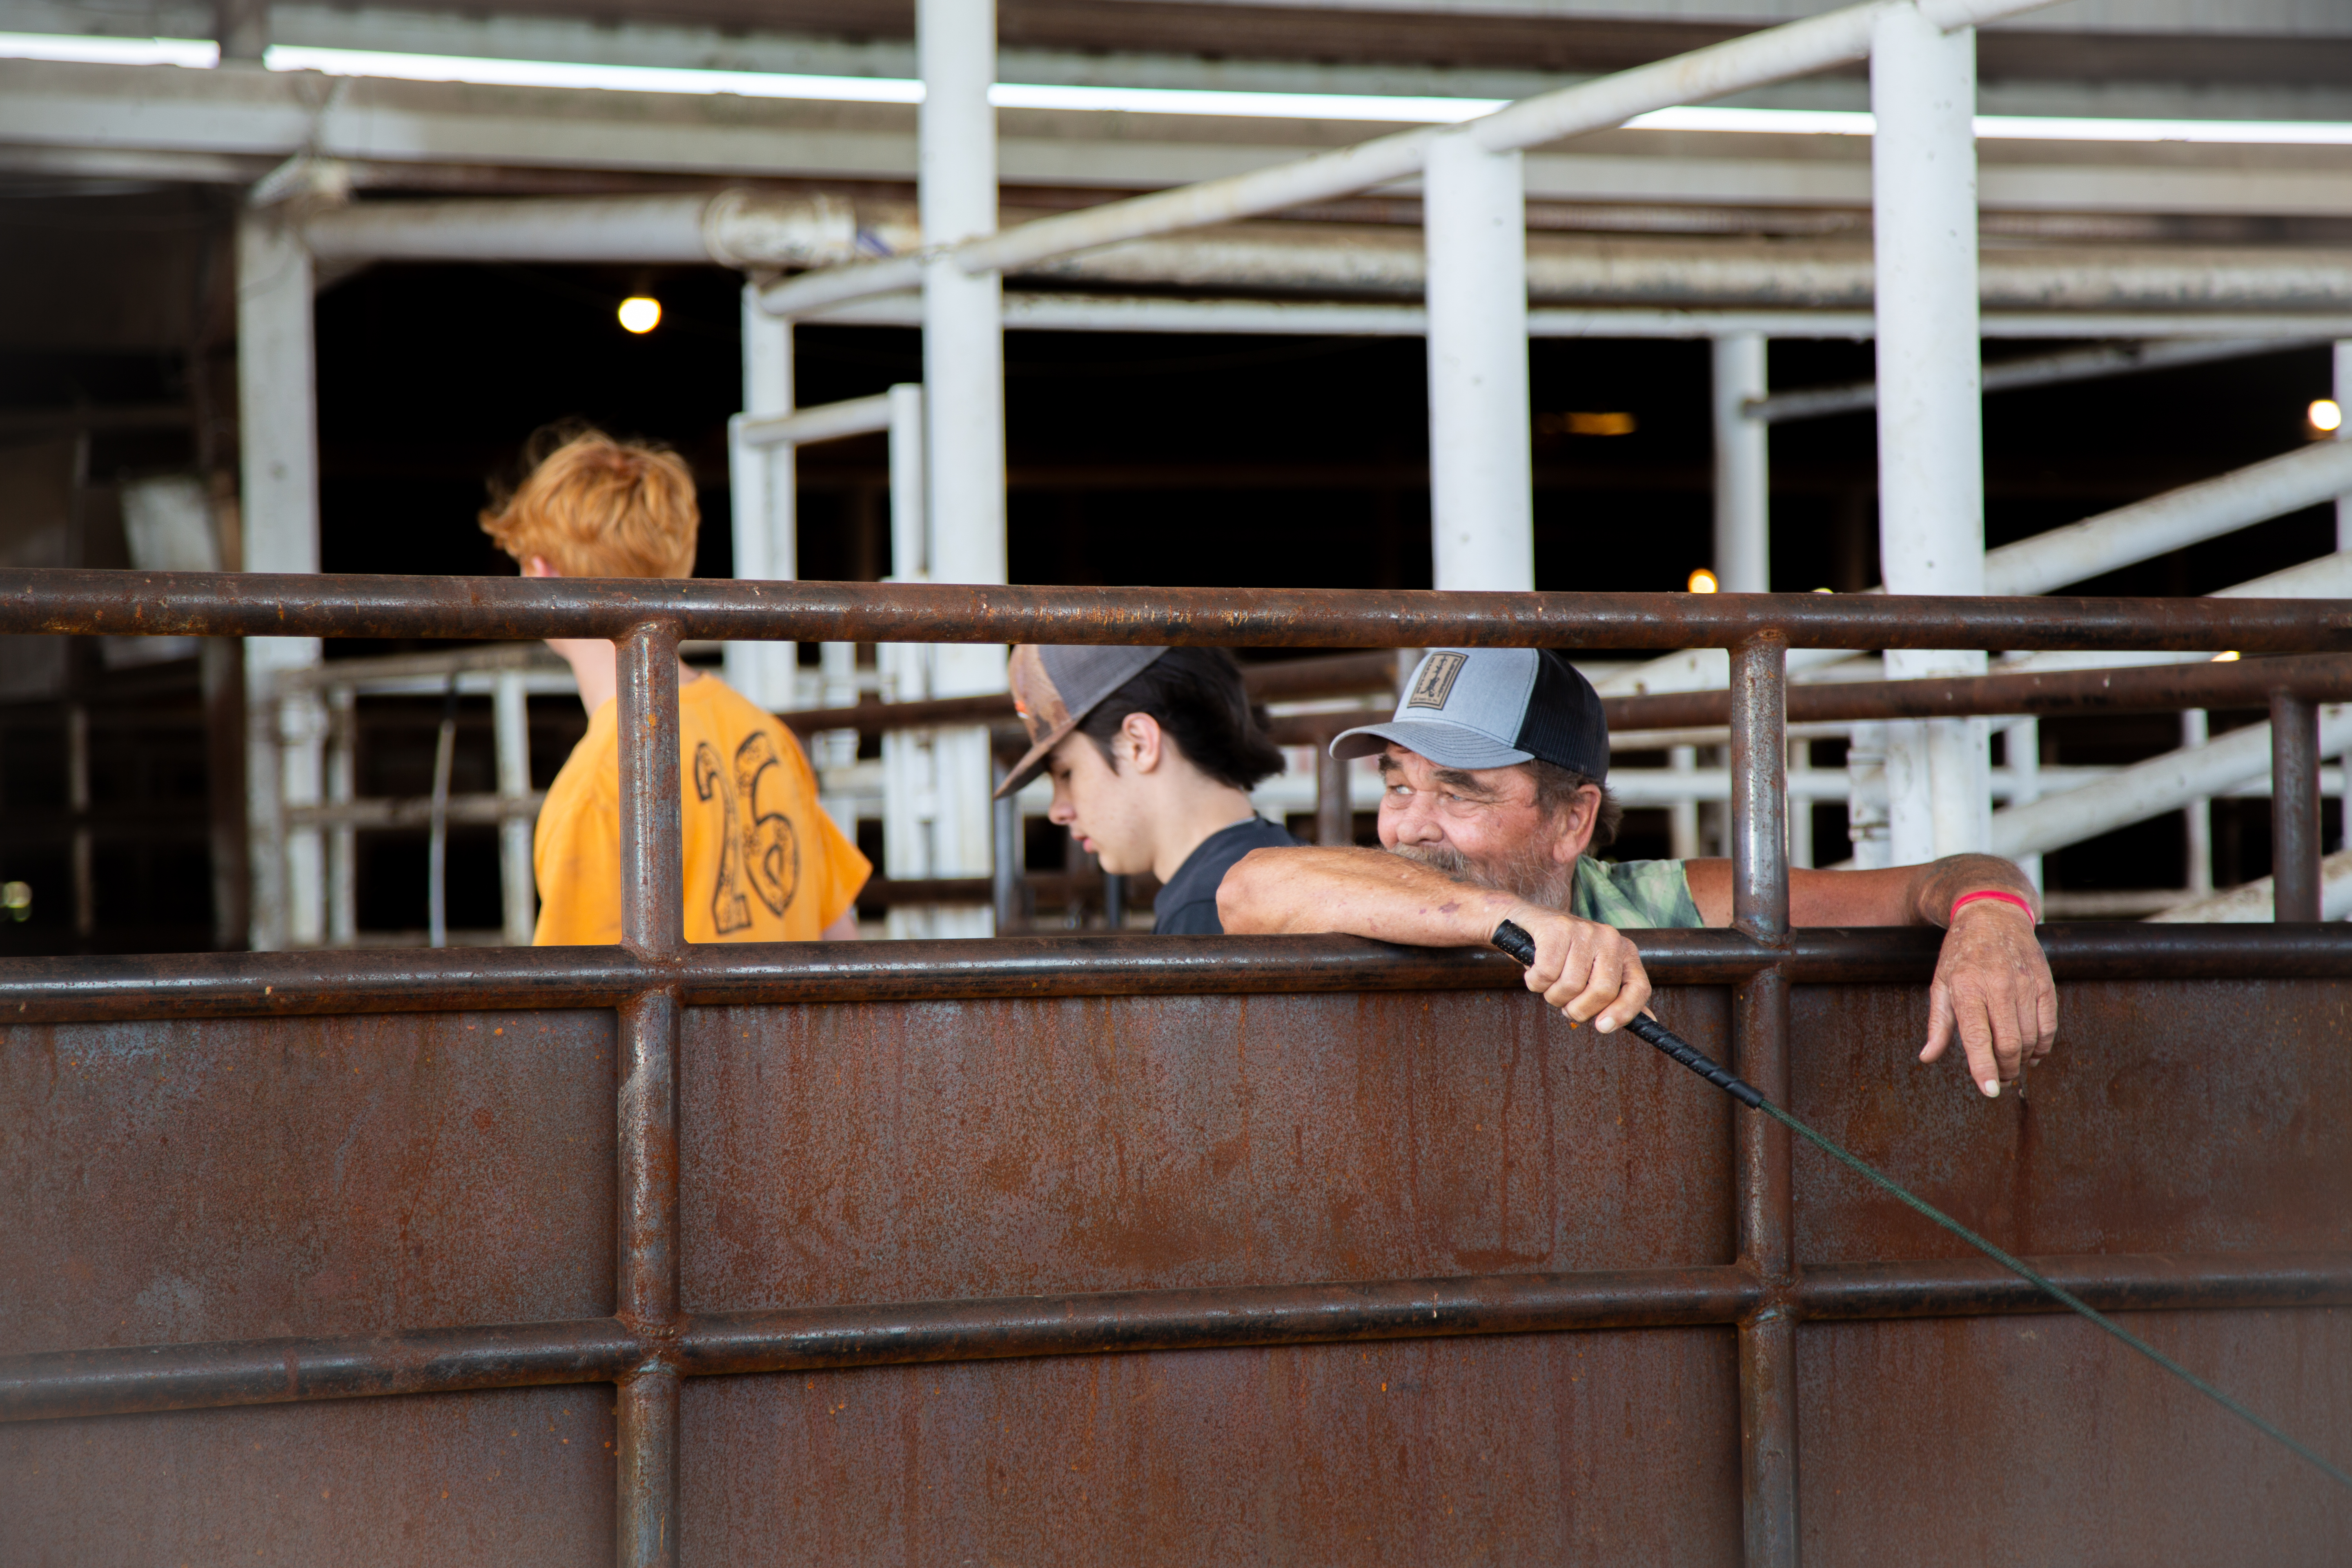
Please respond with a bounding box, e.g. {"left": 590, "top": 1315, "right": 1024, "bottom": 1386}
{"left": 1124, "top": 711, "right": 1165, "bottom": 773}
{"left": 1550, "top": 785, "right": 1601, "bottom": 863}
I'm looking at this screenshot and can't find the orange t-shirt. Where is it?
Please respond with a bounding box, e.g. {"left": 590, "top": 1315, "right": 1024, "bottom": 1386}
{"left": 532, "top": 675, "right": 870, "bottom": 945}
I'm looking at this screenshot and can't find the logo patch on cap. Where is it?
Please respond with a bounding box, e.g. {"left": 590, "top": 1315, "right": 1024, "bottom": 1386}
{"left": 1405, "top": 651, "right": 1467, "bottom": 710}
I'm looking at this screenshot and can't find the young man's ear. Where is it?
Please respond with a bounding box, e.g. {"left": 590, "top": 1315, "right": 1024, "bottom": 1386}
{"left": 1123, "top": 711, "right": 1165, "bottom": 773}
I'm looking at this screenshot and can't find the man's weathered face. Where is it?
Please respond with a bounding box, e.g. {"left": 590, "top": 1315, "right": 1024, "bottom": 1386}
{"left": 1374, "top": 744, "right": 1595, "bottom": 906}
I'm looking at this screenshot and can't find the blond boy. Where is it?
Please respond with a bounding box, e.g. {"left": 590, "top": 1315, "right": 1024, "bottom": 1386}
{"left": 481, "top": 428, "right": 869, "bottom": 944}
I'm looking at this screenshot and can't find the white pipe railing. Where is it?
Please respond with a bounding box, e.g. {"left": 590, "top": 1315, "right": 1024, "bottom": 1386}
{"left": 1983, "top": 439, "right": 2352, "bottom": 596}
{"left": 758, "top": 0, "right": 2064, "bottom": 320}
{"left": 2149, "top": 848, "right": 2352, "bottom": 924}
{"left": 1748, "top": 338, "right": 2302, "bottom": 425}
{"left": 735, "top": 394, "right": 893, "bottom": 451}
{"left": 1991, "top": 705, "right": 2352, "bottom": 862}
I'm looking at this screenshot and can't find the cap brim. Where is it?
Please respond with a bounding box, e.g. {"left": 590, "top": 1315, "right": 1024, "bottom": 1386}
{"left": 993, "top": 717, "right": 1078, "bottom": 800}
{"left": 1330, "top": 720, "right": 1533, "bottom": 771}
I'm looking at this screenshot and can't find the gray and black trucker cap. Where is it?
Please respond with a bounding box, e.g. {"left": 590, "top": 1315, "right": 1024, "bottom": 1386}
{"left": 1329, "top": 648, "right": 1609, "bottom": 780}
{"left": 994, "top": 644, "right": 1171, "bottom": 799}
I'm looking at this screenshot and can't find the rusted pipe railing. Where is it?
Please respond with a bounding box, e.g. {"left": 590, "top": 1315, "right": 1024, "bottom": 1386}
{"left": 4, "top": 571, "right": 2347, "bottom": 653}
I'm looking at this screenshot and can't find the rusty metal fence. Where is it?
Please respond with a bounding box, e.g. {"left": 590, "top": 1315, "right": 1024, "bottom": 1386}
{"left": 4, "top": 569, "right": 2352, "bottom": 1566}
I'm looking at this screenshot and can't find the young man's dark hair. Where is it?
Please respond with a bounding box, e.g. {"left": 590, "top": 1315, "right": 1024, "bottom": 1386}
{"left": 1075, "top": 647, "right": 1285, "bottom": 792}
{"left": 997, "top": 644, "right": 1303, "bottom": 935}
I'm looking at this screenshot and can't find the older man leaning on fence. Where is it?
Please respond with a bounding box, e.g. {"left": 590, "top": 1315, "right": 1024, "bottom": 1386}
{"left": 1219, "top": 647, "right": 2058, "bottom": 1099}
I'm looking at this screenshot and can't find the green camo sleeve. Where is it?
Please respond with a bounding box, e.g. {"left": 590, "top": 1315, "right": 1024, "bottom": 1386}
{"left": 1568, "top": 855, "right": 1705, "bottom": 930}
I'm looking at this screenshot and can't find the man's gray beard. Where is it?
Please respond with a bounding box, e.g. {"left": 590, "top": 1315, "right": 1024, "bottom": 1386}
{"left": 1390, "top": 839, "right": 1577, "bottom": 910}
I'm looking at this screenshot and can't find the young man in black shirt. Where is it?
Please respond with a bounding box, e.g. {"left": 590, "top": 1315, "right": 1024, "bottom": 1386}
{"left": 997, "top": 645, "right": 1301, "bottom": 933}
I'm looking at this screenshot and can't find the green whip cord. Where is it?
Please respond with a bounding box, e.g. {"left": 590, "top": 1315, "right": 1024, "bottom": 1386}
{"left": 1488, "top": 919, "right": 2352, "bottom": 1496}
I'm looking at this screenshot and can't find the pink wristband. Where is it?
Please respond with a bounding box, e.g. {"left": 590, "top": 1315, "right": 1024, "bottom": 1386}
{"left": 1951, "top": 889, "right": 2036, "bottom": 923}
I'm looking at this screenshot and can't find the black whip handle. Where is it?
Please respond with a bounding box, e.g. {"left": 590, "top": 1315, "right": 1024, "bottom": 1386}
{"left": 1492, "top": 920, "right": 1765, "bottom": 1107}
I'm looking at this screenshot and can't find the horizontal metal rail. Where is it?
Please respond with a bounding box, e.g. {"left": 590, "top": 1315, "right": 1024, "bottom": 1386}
{"left": 4, "top": 571, "right": 2346, "bottom": 652}
{"left": 1607, "top": 653, "right": 2352, "bottom": 732}
{"left": 287, "top": 791, "right": 543, "bottom": 830}
{"left": 4, "top": 927, "right": 2350, "bottom": 1025}
{"left": 775, "top": 649, "right": 1398, "bottom": 738}
{"left": 7, "top": 1250, "right": 2343, "bottom": 1426}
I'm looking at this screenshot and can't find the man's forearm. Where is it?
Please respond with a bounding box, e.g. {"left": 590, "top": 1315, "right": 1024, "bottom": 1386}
{"left": 1217, "top": 845, "right": 1522, "bottom": 945}
{"left": 1907, "top": 853, "right": 2039, "bottom": 927}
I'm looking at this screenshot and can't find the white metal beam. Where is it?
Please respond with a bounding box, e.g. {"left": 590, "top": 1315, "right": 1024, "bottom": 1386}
{"left": 1423, "top": 128, "right": 1532, "bottom": 591}
{"left": 1711, "top": 331, "right": 1769, "bottom": 592}
{"left": 236, "top": 205, "right": 322, "bottom": 953}
{"left": 1872, "top": 1, "right": 1989, "bottom": 862}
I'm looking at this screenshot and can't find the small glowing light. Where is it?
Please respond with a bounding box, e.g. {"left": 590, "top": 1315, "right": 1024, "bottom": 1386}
{"left": 1546, "top": 411, "right": 1636, "bottom": 437}
{"left": 617, "top": 296, "right": 662, "bottom": 334}
{"left": 2312, "top": 399, "right": 2344, "bottom": 433}
{"left": 2, "top": 880, "right": 28, "bottom": 922}
{"left": 1811, "top": 586, "right": 1835, "bottom": 594}
{"left": 2212, "top": 650, "right": 2241, "bottom": 662}
{"left": 1687, "top": 568, "right": 1719, "bottom": 594}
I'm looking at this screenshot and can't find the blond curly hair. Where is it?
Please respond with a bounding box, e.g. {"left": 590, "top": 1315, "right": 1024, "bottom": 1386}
{"left": 479, "top": 425, "right": 698, "bottom": 579}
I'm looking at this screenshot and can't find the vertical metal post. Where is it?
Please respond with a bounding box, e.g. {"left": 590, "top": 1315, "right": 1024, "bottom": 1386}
{"left": 199, "top": 636, "right": 249, "bottom": 950}
{"left": 1668, "top": 745, "right": 1699, "bottom": 861}
{"left": 1729, "top": 631, "right": 1794, "bottom": 1568}
{"left": 1712, "top": 332, "right": 1770, "bottom": 594}
{"left": 1424, "top": 127, "right": 1533, "bottom": 592}
{"left": 325, "top": 682, "right": 355, "bottom": 945}
{"left": 493, "top": 667, "right": 537, "bottom": 945}
{"left": 1315, "top": 743, "right": 1352, "bottom": 848}
{"left": 2334, "top": 340, "right": 2350, "bottom": 554}
{"left": 235, "top": 206, "right": 323, "bottom": 950}
{"left": 66, "top": 702, "right": 93, "bottom": 940}
{"left": 919, "top": 0, "right": 1006, "bottom": 934}
{"left": 991, "top": 756, "right": 1023, "bottom": 934}
{"left": 1999, "top": 716, "right": 2042, "bottom": 892}
{"left": 2182, "top": 709, "right": 2214, "bottom": 896}
{"left": 727, "top": 285, "right": 796, "bottom": 709}
{"left": 1786, "top": 738, "right": 1812, "bottom": 871}
{"left": 614, "top": 620, "right": 682, "bottom": 1568}
{"left": 2272, "top": 690, "right": 2320, "bottom": 922}
{"left": 1872, "top": 2, "right": 1989, "bottom": 864}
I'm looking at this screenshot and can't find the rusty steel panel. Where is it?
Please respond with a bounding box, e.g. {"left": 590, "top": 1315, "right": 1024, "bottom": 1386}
{"left": 0, "top": 1386, "right": 615, "bottom": 1566}
{"left": 680, "top": 1332, "right": 1742, "bottom": 1568}
{"left": 1797, "top": 1310, "right": 2352, "bottom": 1566}
{"left": 680, "top": 988, "right": 1735, "bottom": 1312}
{"left": 1781, "top": 980, "right": 2352, "bottom": 1263}
{"left": 0, "top": 1010, "right": 617, "bottom": 1354}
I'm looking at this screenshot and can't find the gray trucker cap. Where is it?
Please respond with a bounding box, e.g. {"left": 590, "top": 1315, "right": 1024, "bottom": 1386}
{"left": 1330, "top": 648, "right": 1610, "bottom": 780}
{"left": 995, "top": 644, "right": 1171, "bottom": 798}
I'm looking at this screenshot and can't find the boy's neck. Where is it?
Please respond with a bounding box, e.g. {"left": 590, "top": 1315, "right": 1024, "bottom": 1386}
{"left": 546, "top": 638, "right": 700, "bottom": 718}
{"left": 1147, "top": 777, "right": 1262, "bottom": 884}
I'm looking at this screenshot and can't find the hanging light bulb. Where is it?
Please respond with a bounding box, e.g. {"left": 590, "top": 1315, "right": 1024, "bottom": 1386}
{"left": 617, "top": 296, "right": 662, "bottom": 334}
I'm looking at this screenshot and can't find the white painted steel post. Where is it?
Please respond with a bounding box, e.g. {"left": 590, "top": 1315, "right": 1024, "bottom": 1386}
{"left": 1871, "top": 3, "right": 1989, "bottom": 863}
{"left": 879, "top": 383, "right": 942, "bottom": 940}
{"left": 236, "top": 207, "right": 323, "bottom": 951}
{"left": 2003, "top": 717, "right": 2042, "bottom": 891}
{"left": 2181, "top": 708, "right": 2213, "bottom": 895}
{"left": 1423, "top": 129, "right": 1533, "bottom": 592}
{"left": 2336, "top": 341, "right": 2351, "bottom": 553}
{"left": 494, "top": 667, "right": 537, "bottom": 944}
{"left": 1787, "top": 737, "right": 1813, "bottom": 869}
{"left": 919, "top": 0, "right": 1004, "bottom": 935}
{"left": 1712, "top": 332, "right": 1769, "bottom": 592}
{"left": 1669, "top": 746, "right": 1700, "bottom": 860}
{"left": 727, "top": 285, "right": 797, "bottom": 709}
{"left": 325, "top": 682, "right": 355, "bottom": 945}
